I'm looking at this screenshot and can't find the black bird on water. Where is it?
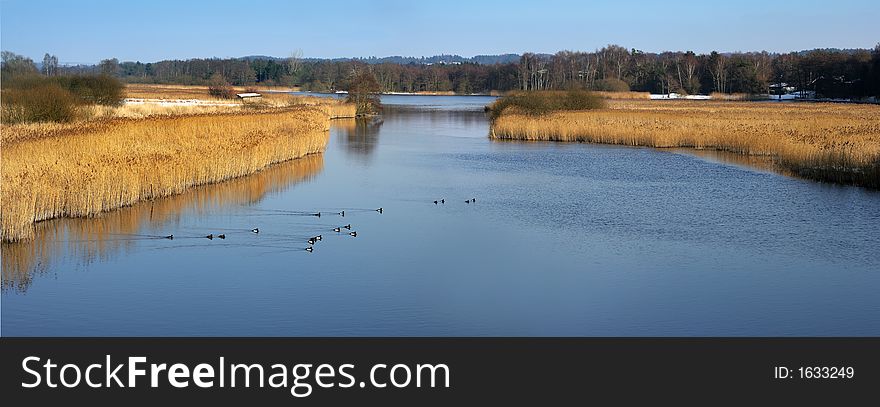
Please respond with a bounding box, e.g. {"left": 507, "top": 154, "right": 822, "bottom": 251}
{"left": 344, "top": 224, "right": 352, "bottom": 230}
{"left": 465, "top": 199, "right": 471, "bottom": 204}
{"left": 376, "top": 208, "right": 383, "bottom": 214}
{"left": 164, "top": 235, "right": 174, "bottom": 240}
{"left": 433, "top": 200, "right": 438, "bottom": 204}
{"left": 349, "top": 231, "right": 358, "bottom": 237}
{"left": 206, "top": 234, "right": 214, "bottom": 240}
{"left": 251, "top": 228, "right": 260, "bottom": 234}
{"left": 313, "top": 213, "right": 321, "bottom": 218}
{"left": 308, "top": 238, "right": 317, "bottom": 245}
{"left": 218, "top": 234, "right": 226, "bottom": 239}
{"left": 441, "top": 199, "right": 445, "bottom": 204}
{"left": 339, "top": 210, "right": 345, "bottom": 217}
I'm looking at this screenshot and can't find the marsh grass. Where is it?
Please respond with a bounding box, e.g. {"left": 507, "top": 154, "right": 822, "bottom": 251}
{"left": 2, "top": 154, "right": 324, "bottom": 291}
{"left": 1, "top": 107, "right": 331, "bottom": 241}
{"left": 592, "top": 91, "right": 651, "bottom": 100}
{"left": 490, "top": 100, "right": 880, "bottom": 188}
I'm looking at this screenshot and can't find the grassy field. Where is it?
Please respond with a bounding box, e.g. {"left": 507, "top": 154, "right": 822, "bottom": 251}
{"left": 124, "top": 83, "right": 300, "bottom": 100}
{"left": 490, "top": 99, "right": 880, "bottom": 188}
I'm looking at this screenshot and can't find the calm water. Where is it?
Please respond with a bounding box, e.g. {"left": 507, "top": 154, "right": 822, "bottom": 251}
{"left": 3, "top": 95, "right": 879, "bottom": 336}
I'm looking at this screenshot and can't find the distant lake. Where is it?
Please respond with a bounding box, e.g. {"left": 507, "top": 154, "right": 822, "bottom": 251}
{"left": 3, "top": 95, "right": 879, "bottom": 336}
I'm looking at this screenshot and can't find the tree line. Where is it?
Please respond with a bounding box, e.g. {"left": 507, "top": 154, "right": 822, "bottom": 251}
{"left": 6, "top": 45, "right": 880, "bottom": 98}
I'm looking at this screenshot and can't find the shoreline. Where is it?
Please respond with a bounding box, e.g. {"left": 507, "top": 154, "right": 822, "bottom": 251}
{"left": 490, "top": 100, "right": 880, "bottom": 189}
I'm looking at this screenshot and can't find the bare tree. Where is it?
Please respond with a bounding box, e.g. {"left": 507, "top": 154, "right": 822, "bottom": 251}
{"left": 682, "top": 51, "right": 699, "bottom": 94}
{"left": 600, "top": 44, "right": 630, "bottom": 80}
{"left": 99, "top": 58, "right": 119, "bottom": 76}
{"left": 42, "top": 53, "right": 59, "bottom": 76}
{"left": 1, "top": 51, "right": 37, "bottom": 75}
{"left": 287, "top": 49, "right": 303, "bottom": 85}
{"left": 708, "top": 52, "right": 728, "bottom": 93}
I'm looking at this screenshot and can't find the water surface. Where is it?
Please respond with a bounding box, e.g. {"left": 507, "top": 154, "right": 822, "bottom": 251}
{"left": 3, "top": 95, "right": 879, "bottom": 336}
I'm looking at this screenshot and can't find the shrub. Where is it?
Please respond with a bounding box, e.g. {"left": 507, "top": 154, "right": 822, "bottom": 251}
{"left": 54, "top": 74, "right": 124, "bottom": 106}
{"left": 2, "top": 73, "right": 124, "bottom": 106}
{"left": 346, "top": 70, "right": 382, "bottom": 116}
{"left": 488, "top": 90, "right": 606, "bottom": 121}
{"left": 207, "top": 74, "right": 236, "bottom": 99}
{"left": 1, "top": 83, "right": 78, "bottom": 123}
{"left": 594, "top": 78, "right": 631, "bottom": 92}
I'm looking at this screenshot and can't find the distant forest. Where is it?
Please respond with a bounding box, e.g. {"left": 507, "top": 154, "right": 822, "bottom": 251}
{"left": 8, "top": 46, "right": 880, "bottom": 98}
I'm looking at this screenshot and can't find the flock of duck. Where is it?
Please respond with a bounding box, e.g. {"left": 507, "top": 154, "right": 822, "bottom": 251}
{"left": 145, "top": 208, "right": 384, "bottom": 253}
{"left": 434, "top": 198, "right": 476, "bottom": 204}
{"left": 101, "top": 198, "right": 475, "bottom": 254}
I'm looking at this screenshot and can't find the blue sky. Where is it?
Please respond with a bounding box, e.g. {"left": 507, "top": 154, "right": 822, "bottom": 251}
{"left": 2, "top": 0, "right": 878, "bottom": 64}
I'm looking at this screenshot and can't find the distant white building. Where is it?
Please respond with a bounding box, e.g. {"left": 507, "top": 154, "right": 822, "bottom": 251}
{"left": 769, "top": 83, "right": 796, "bottom": 94}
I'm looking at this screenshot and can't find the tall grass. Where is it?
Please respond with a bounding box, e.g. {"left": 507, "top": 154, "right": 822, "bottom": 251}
{"left": 286, "top": 95, "right": 357, "bottom": 118}
{"left": 1, "top": 107, "right": 331, "bottom": 241}
{"left": 2, "top": 154, "right": 323, "bottom": 291}
{"left": 491, "top": 100, "right": 880, "bottom": 188}
{"left": 592, "top": 91, "right": 651, "bottom": 100}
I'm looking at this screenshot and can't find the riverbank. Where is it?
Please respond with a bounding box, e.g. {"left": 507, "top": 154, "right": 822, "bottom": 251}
{"left": 1, "top": 106, "right": 334, "bottom": 242}
{"left": 490, "top": 99, "right": 880, "bottom": 188}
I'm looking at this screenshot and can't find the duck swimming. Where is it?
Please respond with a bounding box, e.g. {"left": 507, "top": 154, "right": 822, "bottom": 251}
{"left": 344, "top": 224, "right": 352, "bottom": 230}
{"left": 305, "top": 247, "right": 314, "bottom": 252}
{"left": 218, "top": 234, "right": 226, "bottom": 239}
{"left": 206, "top": 234, "right": 214, "bottom": 240}
{"left": 164, "top": 235, "right": 174, "bottom": 240}
{"left": 251, "top": 228, "right": 259, "bottom": 234}
{"left": 333, "top": 227, "right": 341, "bottom": 232}
{"left": 376, "top": 208, "right": 383, "bottom": 214}
{"left": 349, "top": 231, "right": 357, "bottom": 237}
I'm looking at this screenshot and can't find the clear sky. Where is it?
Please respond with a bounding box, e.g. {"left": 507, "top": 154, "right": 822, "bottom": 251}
{"left": 2, "top": 0, "right": 878, "bottom": 64}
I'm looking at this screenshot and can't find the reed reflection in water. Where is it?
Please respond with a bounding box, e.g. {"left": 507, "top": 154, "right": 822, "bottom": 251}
{"left": 1, "top": 154, "right": 325, "bottom": 293}
{"left": 670, "top": 148, "right": 799, "bottom": 178}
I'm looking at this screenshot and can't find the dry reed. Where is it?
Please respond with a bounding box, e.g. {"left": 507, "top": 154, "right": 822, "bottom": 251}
{"left": 592, "top": 91, "right": 651, "bottom": 100}
{"left": 1, "top": 107, "right": 331, "bottom": 241}
{"left": 2, "top": 154, "right": 323, "bottom": 291}
{"left": 491, "top": 100, "right": 880, "bottom": 188}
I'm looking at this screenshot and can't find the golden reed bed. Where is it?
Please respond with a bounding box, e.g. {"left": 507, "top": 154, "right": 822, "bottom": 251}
{"left": 2, "top": 154, "right": 323, "bottom": 291}
{"left": 1, "top": 107, "right": 331, "bottom": 242}
{"left": 491, "top": 100, "right": 880, "bottom": 188}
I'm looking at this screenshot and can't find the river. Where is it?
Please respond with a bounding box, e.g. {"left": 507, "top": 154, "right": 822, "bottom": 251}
{"left": 2, "top": 95, "right": 879, "bottom": 336}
